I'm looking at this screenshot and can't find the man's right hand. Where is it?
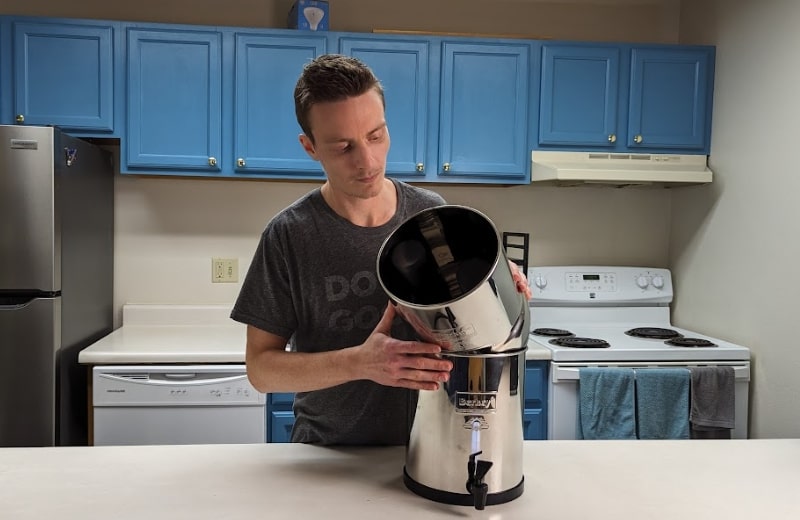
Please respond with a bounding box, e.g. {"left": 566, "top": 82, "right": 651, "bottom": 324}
{"left": 356, "top": 304, "right": 453, "bottom": 391}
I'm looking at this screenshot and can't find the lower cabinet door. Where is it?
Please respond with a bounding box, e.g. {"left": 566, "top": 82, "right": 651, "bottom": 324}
{"left": 524, "top": 361, "right": 549, "bottom": 440}
{"left": 269, "top": 411, "right": 295, "bottom": 443}
{"left": 523, "top": 409, "right": 545, "bottom": 440}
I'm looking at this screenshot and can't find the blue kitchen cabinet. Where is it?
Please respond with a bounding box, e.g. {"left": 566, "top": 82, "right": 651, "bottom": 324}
{"left": 125, "top": 27, "right": 222, "bottom": 172}
{"left": 234, "top": 33, "right": 326, "bottom": 177}
{"left": 340, "top": 35, "right": 531, "bottom": 183}
{"left": 0, "top": 19, "right": 7, "bottom": 124}
{"left": 523, "top": 361, "right": 548, "bottom": 440}
{"left": 438, "top": 41, "right": 531, "bottom": 182}
{"left": 339, "top": 37, "right": 430, "bottom": 179}
{"left": 627, "top": 47, "right": 712, "bottom": 150}
{"left": 538, "top": 43, "right": 714, "bottom": 154}
{"left": 7, "top": 18, "right": 117, "bottom": 134}
{"left": 539, "top": 44, "right": 621, "bottom": 147}
{"left": 267, "top": 362, "right": 548, "bottom": 442}
{"left": 267, "top": 392, "right": 295, "bottom": 443}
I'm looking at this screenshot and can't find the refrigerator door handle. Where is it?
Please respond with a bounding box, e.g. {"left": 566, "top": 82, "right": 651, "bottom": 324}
{"left": 0, "top": 292, "right": 60, "bottom": 309}
{"left": 0, "top": 296, "right": 36, "bottom": 308}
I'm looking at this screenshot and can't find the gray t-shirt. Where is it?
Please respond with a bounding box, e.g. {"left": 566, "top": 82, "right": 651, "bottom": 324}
{"left": 231, "top": 179, "right": 445, "bottom": 445}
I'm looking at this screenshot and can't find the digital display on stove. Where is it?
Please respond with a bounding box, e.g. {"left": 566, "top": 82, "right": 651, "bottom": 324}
{"left": 566, "top": 272, "right": 615, "bottom": 292}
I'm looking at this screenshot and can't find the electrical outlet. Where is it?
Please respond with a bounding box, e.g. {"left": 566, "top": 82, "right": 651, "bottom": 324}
{"left": 211, "top": 258, "right": 239, "bottom": 283}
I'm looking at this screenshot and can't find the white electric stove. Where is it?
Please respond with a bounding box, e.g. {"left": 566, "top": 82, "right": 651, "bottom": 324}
{"left": 527, "top": 266, "right": 751, "bottom": 440}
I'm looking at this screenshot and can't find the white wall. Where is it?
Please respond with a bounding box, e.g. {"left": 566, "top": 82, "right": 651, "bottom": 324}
{"left": 113, "top": 172, "right": 671, "bottom": 322}
{"left": 673, "top": 0, "right": 800, "bottom": 437}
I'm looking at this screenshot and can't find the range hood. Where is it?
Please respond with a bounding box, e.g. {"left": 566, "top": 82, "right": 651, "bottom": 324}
{"left": 531, "top": 150, "right": 713, "bottom": 187}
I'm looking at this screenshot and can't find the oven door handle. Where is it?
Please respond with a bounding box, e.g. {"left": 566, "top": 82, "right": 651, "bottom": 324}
{"left": 552, "top": 364, "right": 750, "bottom": 382}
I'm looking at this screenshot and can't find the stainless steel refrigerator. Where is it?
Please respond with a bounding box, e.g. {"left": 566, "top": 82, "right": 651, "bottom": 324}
{"left": 0, "top": 125, "right": 114, "bottom": 447}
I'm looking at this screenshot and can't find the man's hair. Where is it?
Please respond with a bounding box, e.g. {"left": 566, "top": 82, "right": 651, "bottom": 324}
{"left": 294, "top": 54, "right": 385, "bottom": 144}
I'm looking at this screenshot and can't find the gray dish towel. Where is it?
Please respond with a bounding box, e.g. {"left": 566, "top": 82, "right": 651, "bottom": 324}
{"left": 689, "top": 366, "right": 735, "bottom": 439}
{"left": 578, "top": 367, "right": 637, "bottom": 440}
{"left": 635, "top": 368, "right": 691, "bottom": 440}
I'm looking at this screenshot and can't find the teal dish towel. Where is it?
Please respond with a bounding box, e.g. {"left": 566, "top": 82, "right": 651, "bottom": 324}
{"left": 635, "top": 368, "right": 691, "bottom": 440}
{"left": 578, "top": 368, "right": 637, "bottom": 440}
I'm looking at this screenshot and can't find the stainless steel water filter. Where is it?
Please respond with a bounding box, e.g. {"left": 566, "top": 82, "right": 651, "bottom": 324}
{"left": 403, "top": 348, "right": 526, "bottom": 508}
{"left": 377, "top": 205, "right": 529, "bottom": 354}
{"left": 377, "top": 205, "right": 528, "bottom": 509}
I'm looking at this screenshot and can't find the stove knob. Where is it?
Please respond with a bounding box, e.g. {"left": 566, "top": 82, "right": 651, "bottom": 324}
{"left": 651, "top": 275, "right": 665, "bottom": 289}
{"left": 636, "top": 275, "right": 650, "bottom": 289}
{"left": 534, "top": 275, "right": 547, "bottom": 289}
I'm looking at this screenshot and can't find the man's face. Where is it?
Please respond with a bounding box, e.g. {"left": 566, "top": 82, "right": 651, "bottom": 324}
{"left": 299, "top": 89, "right": 390, "bottom": 200}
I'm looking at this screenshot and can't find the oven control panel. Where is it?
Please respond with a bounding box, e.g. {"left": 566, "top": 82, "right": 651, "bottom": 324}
{"left": 566, "top": 271, "right": 616, "bottom": 292}
{"left": 528, "top": 266, "right": 672, "bottom": 304}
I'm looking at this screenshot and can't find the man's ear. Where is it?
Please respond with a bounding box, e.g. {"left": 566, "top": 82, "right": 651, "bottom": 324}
{"left": 299, "top": 134, "right": 318, "bottom": 160}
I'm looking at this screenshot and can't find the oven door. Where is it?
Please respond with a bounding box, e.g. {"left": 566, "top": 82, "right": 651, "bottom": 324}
{"left": 548, "top": 361, "right": 750, "bottom": 440}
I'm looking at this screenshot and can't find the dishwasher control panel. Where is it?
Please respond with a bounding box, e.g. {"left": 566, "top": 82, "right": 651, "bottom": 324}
{"left": 93, "top": 365, "right": 265, "bottom": 406}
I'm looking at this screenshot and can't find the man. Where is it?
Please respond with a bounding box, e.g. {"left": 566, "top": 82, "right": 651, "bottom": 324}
{"left": 231, "top": 54, "right": 452, "bottom": 445}
{"left": 232, "top": 54, "right": 531, "bottom": 446}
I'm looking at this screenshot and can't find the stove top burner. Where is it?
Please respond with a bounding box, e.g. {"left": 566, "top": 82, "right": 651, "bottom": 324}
{"left": 549, "top": 337, "right": 610, "bottom": 349}
{"left": 625, "top": 327, "right": 683, "bottom": 340}
{"left": 665, "top": 337, "right": 717, "bottom": 348}
{"left": 532, "top": 328, "right": 574, "bottom": 337}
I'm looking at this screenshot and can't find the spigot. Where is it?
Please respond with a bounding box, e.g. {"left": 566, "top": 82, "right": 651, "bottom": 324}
{"left": 466, "top": 451, "right": 494, "bottom": 510}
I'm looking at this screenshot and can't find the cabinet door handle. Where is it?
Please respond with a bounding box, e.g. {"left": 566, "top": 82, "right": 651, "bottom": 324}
{"left": 416, "top": 162, "right": 424, "bottom": 172}
{"left": 237, "top": 158, "right": 246, "bottom": 167}
{"left": 208, "top": 157, "right": 217, "bottom": 167}
{"left": 442, "top": 162, "right": 451, "bottom": 172}
{"left": 633, "top": 135, "right": 643, "bottom": 144}
{"left": 15, "top": 114, "right": 24, "bottom": 124}
{"left": 608, "top": 134, "right": 616, "bottom": 143}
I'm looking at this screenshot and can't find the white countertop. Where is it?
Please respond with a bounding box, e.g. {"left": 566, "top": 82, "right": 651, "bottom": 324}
{"left": 79, "top": 304, "right": 551, "bottom": 364}
{"left": 78, "top": 305, "right": 246, "bottom": 364}
{"left": 1, "top": 440, "right": 797, "bottom": 519}
{"left": 524, "top": 342, "right": 550, "bottom": 360}
{"left": 77, "top": 324, "right": 247, "bottom": 363}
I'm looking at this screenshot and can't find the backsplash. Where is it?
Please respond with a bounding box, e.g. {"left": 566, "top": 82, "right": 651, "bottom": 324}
{"left": 112, "top": 167, "right": 671, "bottom": 328}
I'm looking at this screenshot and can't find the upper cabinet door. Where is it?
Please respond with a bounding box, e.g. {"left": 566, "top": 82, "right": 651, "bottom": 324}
{"left": 340, "top": 37, "right": 429, "bottom": 179}
{"left": 539, "top": 45, "right": 620, "bottom": 147}
{"left": 628, "top": 47, "right": 712, "bottom": 150}
{"left": 13, "top": 21, "right": 115, "bottom": 132}
{"left": 126, "top": 28, "right": 222, "bottom": 170}
{"left": 234, "top": 33, "right": 325, "bottom": 176}
{"left": 438, "top": 42, "right": 530, "bottom": 179}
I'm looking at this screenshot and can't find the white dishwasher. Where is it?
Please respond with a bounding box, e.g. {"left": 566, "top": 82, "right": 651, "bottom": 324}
{"left": 92, "top": 365, "right": 266, "bottom": 446}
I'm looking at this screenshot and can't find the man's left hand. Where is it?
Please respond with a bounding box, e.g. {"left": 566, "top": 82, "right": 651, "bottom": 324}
{"left": 508, "top": 260, "right": 532, "bottom": 300}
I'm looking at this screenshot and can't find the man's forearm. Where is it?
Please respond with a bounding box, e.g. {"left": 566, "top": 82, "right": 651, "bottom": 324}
{"left": 245, "top": 347, "right": 360, "bottom": 393}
